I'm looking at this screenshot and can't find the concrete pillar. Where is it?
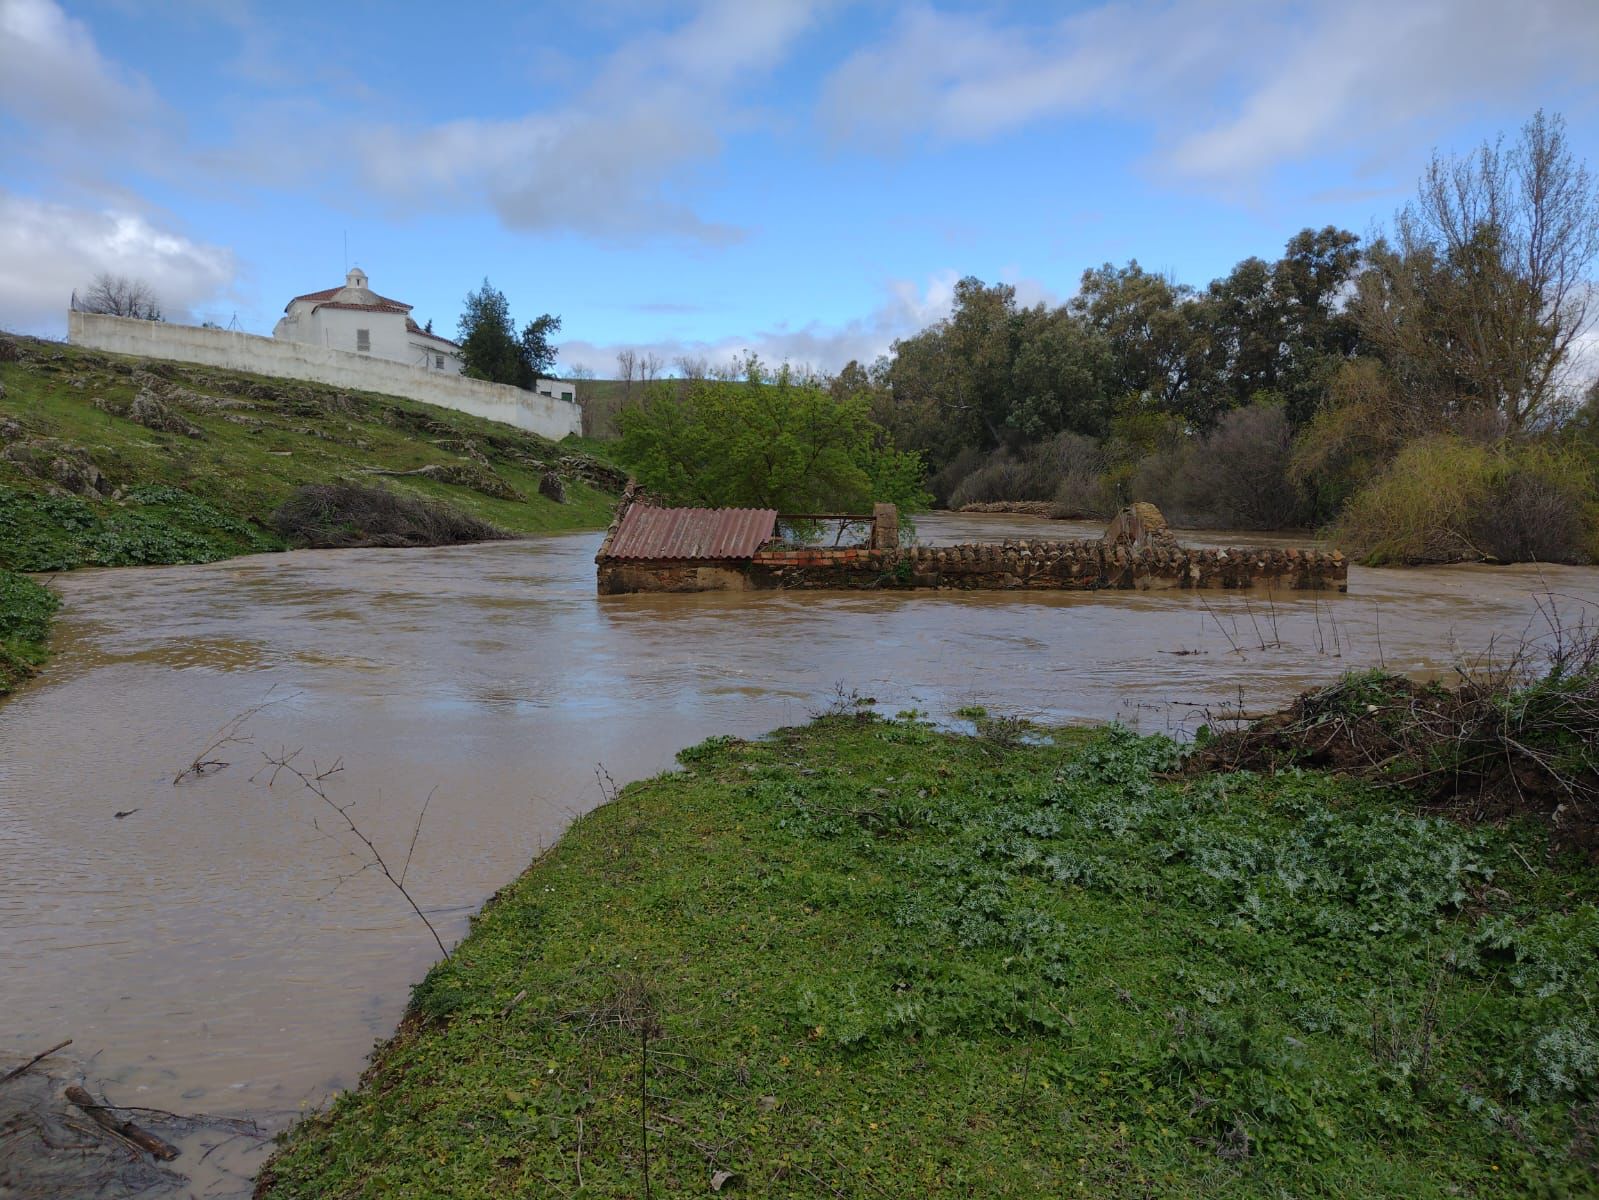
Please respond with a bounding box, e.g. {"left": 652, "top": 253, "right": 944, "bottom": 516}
{"left": 871, "top": 503, "right": 899, "bottom": 550}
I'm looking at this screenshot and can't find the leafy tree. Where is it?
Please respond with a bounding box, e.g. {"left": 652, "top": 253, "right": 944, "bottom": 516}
{"left": 1270, "top": 226, "right": 1364, "bottom": 424}
{"left": 881, "top": 279, "right": 1115, "bottom": 461}
{"left": 457, "top": 279, "right": 562, "bottom": 390}
{"left": 1352, "top": 111, "right": 1599, "bottom": 434}
{"left": 1189, "top": 228, "right": 1363, "bottom": 428}
{"left": 941, "top": 277, "right": 1022, "bottom": 447}
{"left": 457, "top": 280, "right": 522, "bottom": 386}
{"left": 1007, "top": 305, "right": 1114, "bottom": 440}
{"left": 617, "top": 357, "right": 930, "bottom": 514}
{"left": 1070, "top": 262, "right": 1207, "bottom": 419}
{"left": 519, "top": 313, "right": 562, "bottom": 386}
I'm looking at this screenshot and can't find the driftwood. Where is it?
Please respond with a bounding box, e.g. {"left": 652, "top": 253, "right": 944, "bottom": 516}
{"left": 0, "top": 1038, "right": 71, "bottom": 1085}
{"left": 65, "top": 1085, "right": 180, "bottom": 1160}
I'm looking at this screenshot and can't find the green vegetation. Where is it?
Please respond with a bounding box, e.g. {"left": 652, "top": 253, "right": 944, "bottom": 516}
{"left": 616, "top": 357, "right": 931, "bottom": 514}
{"left": 0, "top": 568, "right": 57, "bottom": 697}
{"left": 1328, "top": 437, "right": 1599, "bottom": 566}
{"left": 456, "top": 278, "right": 562, "bottom": 388}
{"left": 259, "top": 714, "right": 1598, "bottom": 1198}
{"left": 0, "top": 334, "right": 623, "bottom": 573}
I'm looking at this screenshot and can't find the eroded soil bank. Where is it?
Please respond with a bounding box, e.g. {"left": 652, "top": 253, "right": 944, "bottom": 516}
{"left": 2, "top": 513, "right": 1596, "bottom": 1193}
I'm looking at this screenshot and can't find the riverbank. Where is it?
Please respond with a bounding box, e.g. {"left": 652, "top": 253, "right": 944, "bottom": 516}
{"left": 257, "top": 710, "right": 1599, "bottom": 1199}
{"left": 0, "top": 333, "right": 624, "bottom": 574}
{"left": 0, "top": 568, "right": 56, "bottom": 698}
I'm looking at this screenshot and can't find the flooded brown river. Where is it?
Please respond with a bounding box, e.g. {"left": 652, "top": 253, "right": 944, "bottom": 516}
{"left": 3, "top": 513, "right": 1597, "bottom": 1193}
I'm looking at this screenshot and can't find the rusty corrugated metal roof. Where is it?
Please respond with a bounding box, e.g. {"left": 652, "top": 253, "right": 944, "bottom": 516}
{"left": 604, "top": 504, "right": 778, "bottom": 561}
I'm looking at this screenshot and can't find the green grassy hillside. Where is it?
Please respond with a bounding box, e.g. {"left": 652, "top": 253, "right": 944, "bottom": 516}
{"left": 0, "top": 333, "right": 626, "bottom": 572}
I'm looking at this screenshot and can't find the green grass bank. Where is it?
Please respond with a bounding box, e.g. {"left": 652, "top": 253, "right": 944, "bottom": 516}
{"left": 257, "top": 715, "right": 1599, "bottom": 1198}
{"left": 0, "top": 333, "right": 624, "bottom": 574}
{"left": 0, "top": 568, "right": 57, "bottom": 698}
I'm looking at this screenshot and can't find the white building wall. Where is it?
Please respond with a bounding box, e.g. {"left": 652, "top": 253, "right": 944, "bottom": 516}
{"left": 311, "top": 307, "right": 413, "bottom": 364}
{"left": 70, "top": 311, "right": 583, "bottom": 440}
{"left": 409, "top": 337, "right": 464, "bottom": 374}
{"left": 534, "top": 377, "right": 576, "bottom": 402}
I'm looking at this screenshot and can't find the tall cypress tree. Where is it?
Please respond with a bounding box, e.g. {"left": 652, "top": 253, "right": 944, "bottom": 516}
{"left": 457, "top": 279, "right": 522, "bottom": 385}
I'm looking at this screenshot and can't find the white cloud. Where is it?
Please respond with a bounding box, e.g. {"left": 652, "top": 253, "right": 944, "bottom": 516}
{"left": 2, "top": 0, "right": 828, "bottom": 244}
{"left": 352, "top": 103, "right": 737, "bottom": 243}
{"left": 822, "top": 0, "right": 1599, "bottom": 188}
{"left": 0, "top": 0, "right": 162, "bottom": 142}
{"left": 559, "top": 270, "right": 971, "bottom": 376}
{"left": 343, "top": 0, "right": 827, "bottom": 241}
{"left": 0, "top": 191, "right": 237, "bottom": 334}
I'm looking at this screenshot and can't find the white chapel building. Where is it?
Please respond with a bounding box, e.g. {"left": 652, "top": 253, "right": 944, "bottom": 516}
{"left": 273, "top": 267, "right": 463, "bottom": 373}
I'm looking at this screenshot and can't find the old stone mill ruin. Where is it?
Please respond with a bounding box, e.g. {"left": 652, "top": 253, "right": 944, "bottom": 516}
{"left": 595, "top": 485, "right": 1347, "bottom": 595}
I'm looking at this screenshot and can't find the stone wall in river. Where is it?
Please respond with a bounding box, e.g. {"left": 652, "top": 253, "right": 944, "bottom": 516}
{"left": 749, "top": 540, "right": 1345, "bottom": 592}
{"left": 598, "top": 540, "right": 1346, "bottom": 594}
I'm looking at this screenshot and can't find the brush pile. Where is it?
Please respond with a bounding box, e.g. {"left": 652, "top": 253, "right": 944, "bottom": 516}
{"left": 270, "top": 480, "right": 510, "bottom": 549}
{"left": 1190, "top": 614, "right": 1599, "bottom": 854}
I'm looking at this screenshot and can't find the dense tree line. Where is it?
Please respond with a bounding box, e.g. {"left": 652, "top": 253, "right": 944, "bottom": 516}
{"left": 837, "top": 112, "right": 1599, "bottom": 562}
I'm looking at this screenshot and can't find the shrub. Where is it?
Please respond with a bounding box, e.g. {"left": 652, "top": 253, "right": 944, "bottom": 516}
{"left": 0, "top": 483, "right": 277, "bottom": 570}
{"left": 927, "top": 447, "right": 985, "bottom": 507}
{"left": 947, "top": 455, "right": 1032, "bottom": 508}
{"left": 1289, "top": 359, "right": 1406, "bottom": 523}
{"left": 1034, "top": 432, "right": 1108, "bottom": 516}
{"left": 1126, "top": 446, "right": 1188, "bottom": 519}
{"left": 1470, "top": 442, "right": 1597, "bottom": 564}
{"left": 1170, "top": 402, "right": 1309, "bottom": 529}
{"left": 1333, "top": 437, "right": 1599, "bottom": 565}
{"left": 0, "top": 569, "right": 57, "bottom": 645}
{"left": 270, "top": 481, "right": 510, "bottom": 549}
{"left": 1328, "top": 437, "right": 1495, "bottom": 564}
{"left": 947, "top": 434, "right": 1110, "bottom": 511}
{"left": 1052, "top": 466, "right": 1121, "bottom": 518}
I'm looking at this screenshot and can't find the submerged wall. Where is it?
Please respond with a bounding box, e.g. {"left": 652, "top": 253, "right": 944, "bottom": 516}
{"left": 68, "top": 311, "right": 582, "bottom": 440}
{"left": 749, "top": 540, "right": 1345, "bottom": 591}
{"left": 599, "top": 539, "right": 1346, "bottom": 594}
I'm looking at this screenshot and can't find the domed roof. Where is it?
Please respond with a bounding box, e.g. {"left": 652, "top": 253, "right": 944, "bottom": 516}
{"left": 285, "top": 267, "right": 412, "bottom": 314}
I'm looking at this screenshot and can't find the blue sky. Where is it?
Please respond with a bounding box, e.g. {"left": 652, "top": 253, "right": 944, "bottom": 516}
{"left": 2, "top": 0, "right": 1596, "bottom": 375}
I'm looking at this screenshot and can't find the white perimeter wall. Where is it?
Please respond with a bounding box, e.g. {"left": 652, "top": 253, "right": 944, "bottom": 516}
{"left": 69, "top": 311, "right": 582, "bottom": 441}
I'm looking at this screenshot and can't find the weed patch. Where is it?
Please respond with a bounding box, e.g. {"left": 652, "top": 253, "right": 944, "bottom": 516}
{"left": 0, "top": 568, "right": 57, "bottom": 697}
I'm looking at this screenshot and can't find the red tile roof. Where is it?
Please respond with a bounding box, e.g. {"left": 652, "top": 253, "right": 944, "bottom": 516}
{"left": 603, "top": 504, "right": 778, "bottom": 561}
{"left": 405, "top": 317, "right": 459, "bottom": 348}
{"left": 286, "top": 286, "right": 411, "bottom": 314}
{"left": 313, "top": 300, "right": 412, "bottom": 314}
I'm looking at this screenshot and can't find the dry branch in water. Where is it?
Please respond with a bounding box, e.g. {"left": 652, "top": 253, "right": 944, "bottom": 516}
{"left": 255, "top": 748, "right": 449, "bottom": 958}
{"left": 65, "top": 1085, "right": 180, "bottom": 1161}
{"left": 172, "top": 690, "right": 298, "bottom": 784}
{"left": 0, "top": 1039, "right": 72, "bottom": 1086}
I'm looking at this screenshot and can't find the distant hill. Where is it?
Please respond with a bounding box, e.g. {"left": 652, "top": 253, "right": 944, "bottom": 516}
{"left": 0, "top": 333, "right": 627, "bottom": 573}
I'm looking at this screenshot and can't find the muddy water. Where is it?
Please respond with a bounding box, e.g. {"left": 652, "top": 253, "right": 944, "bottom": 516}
{"left": 2, "top": 514, "right": 1596, "bottom": 1192}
